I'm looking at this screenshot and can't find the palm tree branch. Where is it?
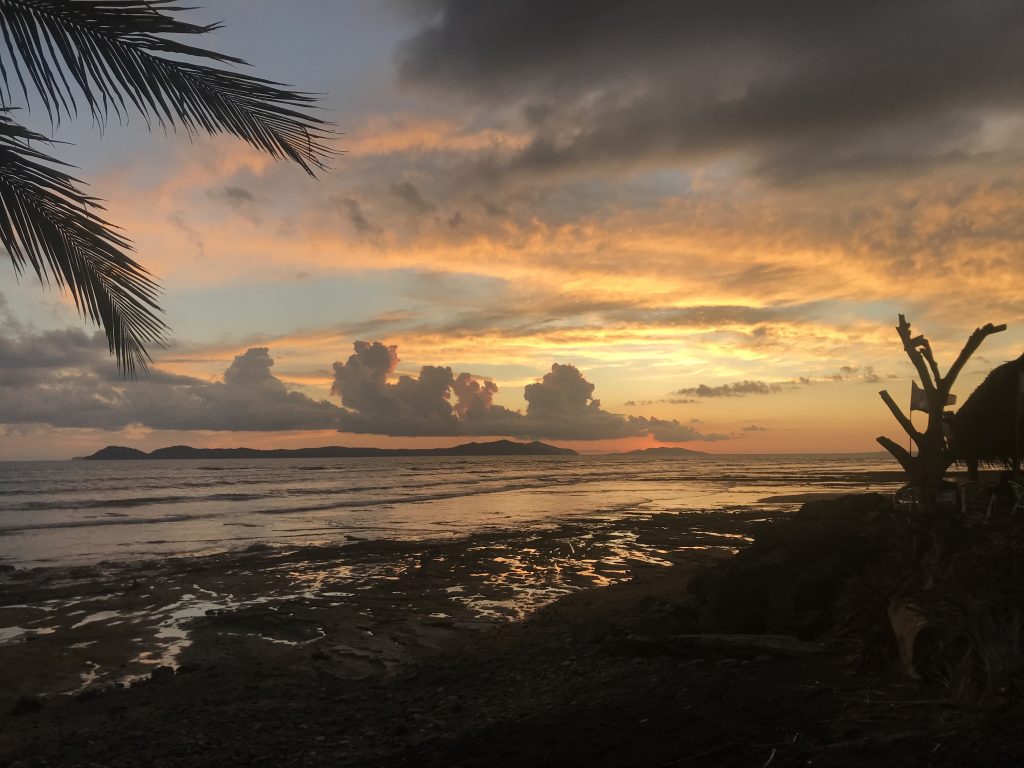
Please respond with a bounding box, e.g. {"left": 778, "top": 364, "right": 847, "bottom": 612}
{"left": 0, "top": 113, "right": 166, "bottom": 375}
{"left": 0, "top": 0, "right": 335, "bottom": 174}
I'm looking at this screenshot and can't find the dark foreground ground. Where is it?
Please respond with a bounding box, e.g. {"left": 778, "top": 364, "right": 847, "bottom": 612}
{"left": 3, "top": 505, "right": 1024, "bottom": 767}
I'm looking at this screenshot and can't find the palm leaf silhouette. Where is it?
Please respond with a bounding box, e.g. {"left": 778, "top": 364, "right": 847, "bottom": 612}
{"left": 0, "top": 113, "right": 164, "bottom": 374}
{"left": 0, "top": 0, "right": 334, "bottom": 373}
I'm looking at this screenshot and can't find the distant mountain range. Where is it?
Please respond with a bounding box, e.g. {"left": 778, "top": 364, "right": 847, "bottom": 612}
{"left": 81, "top": 439, "right": 578, "bottom": 460}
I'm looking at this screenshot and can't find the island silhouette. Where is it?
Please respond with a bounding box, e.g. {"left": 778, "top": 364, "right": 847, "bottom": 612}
{"left": 81, "top": 440, "right": 578, "bottom": 460}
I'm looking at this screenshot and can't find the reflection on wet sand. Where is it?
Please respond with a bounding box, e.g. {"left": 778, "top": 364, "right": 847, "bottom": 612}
{"left": 0, "top": 506, "right": 782, "bottom": 707}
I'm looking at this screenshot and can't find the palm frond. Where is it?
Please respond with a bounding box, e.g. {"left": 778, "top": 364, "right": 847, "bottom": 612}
{"left": 0, "top": 0, "right": 335, "bottom": 174}
{"left": 0, "top": 112, "right": 165, "bottom": 375}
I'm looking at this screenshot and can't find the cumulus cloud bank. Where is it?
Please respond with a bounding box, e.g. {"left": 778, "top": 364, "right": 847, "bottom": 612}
{"left": 331, "top": 341, "right": 727, "bottom": 442}
{"left": 0, "top": 326, "right": 725, "bottom": 443}
{"left": 0, "top": 334, "right": 342, "bottom": 431}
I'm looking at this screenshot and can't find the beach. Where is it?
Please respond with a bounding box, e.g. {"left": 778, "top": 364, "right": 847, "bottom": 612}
{"left": 9, "top": 454, "right": 991, "bottom": 766}
{"left": 0, "top": 505, "right": 764, "bottom": 710}
{"left": 0, "top": 454, "right": 898, "bottom": 698}
{"left": 3, "top": 499, "right": 1016, "bottom": 767}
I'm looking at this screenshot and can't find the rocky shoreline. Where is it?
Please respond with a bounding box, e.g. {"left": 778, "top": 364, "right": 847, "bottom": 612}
{"left": 3, "top": 497, "right": 1022, "bottom": 766}
{"left": 0, "top": 506, "right": 757, "bottom": 712}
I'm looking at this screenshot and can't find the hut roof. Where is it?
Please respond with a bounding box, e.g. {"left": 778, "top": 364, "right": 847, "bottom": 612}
{"left": 951, "top": 353, "right": 1024, "bottom": 468}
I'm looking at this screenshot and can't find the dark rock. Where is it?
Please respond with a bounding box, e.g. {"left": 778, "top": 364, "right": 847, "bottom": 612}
{"left": 700, "top": 581, "right": 770, "bottom": 634}
{"left": 685, "top": 568, "right": 723, "bottom": 597}
{"left": 571, "top": 619, "right": 613, "bottom": 644}
{"left": 752, "top": 547, "right": 792, "bottom": 571}
{"left": 788, "top": 609, "right": 830, "bottom": 639}
{"left": 689, "top": 493, "right": 896, "bottom": 639}
{"left": 149, "top": 666, "right": 175, "bottom": 681}
{"left": 9, "top": 695, "right": 42, "bottom": 715}
{"left": 794, "top": 553, "right": 853, "bottom": 610}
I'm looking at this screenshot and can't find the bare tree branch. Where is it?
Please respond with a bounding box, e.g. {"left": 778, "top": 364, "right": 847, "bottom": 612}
{"left": 877, "top": 436, "right": 914, "bottom": 474}
{"left": 896, "top": 314, "right": 936, "bottom": 394}
{"left": 945, "top": 323, "right": 1007, "bottom": 392}
{"left": 879, "top": 389, "right": 921, "bottom": 444}
{"left": 917, "top": 338, "right": 942, "bottom": 385}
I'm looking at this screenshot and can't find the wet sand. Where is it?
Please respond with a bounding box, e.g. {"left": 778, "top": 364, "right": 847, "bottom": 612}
{"left": 0, "top": 507, "right": 769, "bottom": 712}
{"left": 3, "top": 504, "right": 1018, "bottom": 766}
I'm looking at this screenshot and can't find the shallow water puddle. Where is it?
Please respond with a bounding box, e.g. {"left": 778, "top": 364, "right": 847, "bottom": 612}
{"left": 0, "top": 625, "right": 55, "bottom": 643}
{"left": 71, "top": 610, "right": 126, "bottom": 629}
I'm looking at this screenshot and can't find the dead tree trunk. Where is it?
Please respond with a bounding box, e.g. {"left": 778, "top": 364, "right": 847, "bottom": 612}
{"left": 877, "top": 315, "right": 1006, "bottom": 504}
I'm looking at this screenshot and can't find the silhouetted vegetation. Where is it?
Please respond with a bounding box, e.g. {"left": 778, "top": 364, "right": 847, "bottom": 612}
{"left": 837, "top": 318, "right": 1024, "bottom": 701}
{"left": 952, "top": 355, "right": 1024, "bottom": 479}
{"left": 689, "top": 318, "right": 1024, "bottom": 708}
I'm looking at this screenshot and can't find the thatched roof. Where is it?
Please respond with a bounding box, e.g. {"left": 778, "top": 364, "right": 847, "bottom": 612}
{"left": 951, "top": 354, "right": 1024, "bottom": 469}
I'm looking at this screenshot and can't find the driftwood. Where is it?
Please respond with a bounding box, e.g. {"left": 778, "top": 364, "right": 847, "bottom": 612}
{"left": 887, "top": 600, "right": 932, "bottom": 679}
{"left": 877, "top": 314, "right": 1006, "bottom": 497}
{"left": 616, "top": 633, "right": 823, "bottom": 659}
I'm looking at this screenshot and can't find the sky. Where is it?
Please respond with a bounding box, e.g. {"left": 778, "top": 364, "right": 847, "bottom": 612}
{"left": 2, "top": 0, "right": 1024, "bottom": 460}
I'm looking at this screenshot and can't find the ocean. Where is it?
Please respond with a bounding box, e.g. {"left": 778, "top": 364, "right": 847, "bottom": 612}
{"left": 0, "top": 453, "right": 901, "bottom": 567}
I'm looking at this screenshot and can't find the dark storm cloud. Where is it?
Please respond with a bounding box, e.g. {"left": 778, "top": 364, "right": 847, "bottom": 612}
{"left": 398, "top": 0, "right": 1024, "bottom": 181}
{"left": 331, "top": 342, "right": 728, "bottom": 442}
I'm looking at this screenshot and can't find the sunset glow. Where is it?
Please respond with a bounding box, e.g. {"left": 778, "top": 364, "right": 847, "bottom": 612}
{"left": 2, "top": 0, "right": 1022, "bottom": 459}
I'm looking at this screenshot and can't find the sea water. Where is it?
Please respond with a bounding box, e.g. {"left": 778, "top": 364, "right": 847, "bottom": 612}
{"left": 0, "top": 453, "right": 901, "bottom": 567}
